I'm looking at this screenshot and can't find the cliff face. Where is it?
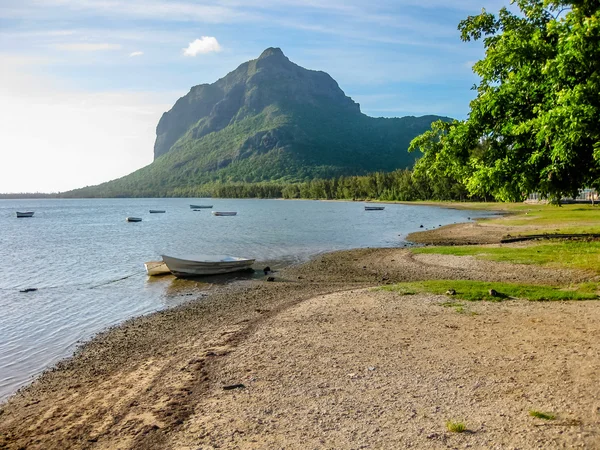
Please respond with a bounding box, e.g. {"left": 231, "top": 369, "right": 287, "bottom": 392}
{"left": 154, "top": 47, "right": 360, "bottom": 160}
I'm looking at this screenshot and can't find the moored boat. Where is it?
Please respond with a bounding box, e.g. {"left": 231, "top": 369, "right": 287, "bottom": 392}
{"left": 211, "top": 211, "right": 237, "bottom": 216}
{"left": 144, "top": 261, "right": 171, "bottom": 276}
{"left": 16, "top": 211, "right": 35, "bottom": 218}
{"left": 161, "top": 254, "right": 254, "bottom": 277}
{"left": 190, "top": 205, "right": 213, "bottom": 209}
{"left": 149, "top": 210, "right": 166, "bottom": 213}
{"left": 364, "top": 206, "right": 385, "bottom": 211}
{"left": 126, "top": 217, "right": 142, "bottom": 222}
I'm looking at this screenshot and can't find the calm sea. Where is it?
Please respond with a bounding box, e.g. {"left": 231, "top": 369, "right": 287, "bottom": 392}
{"left": 0, "top": 198, "right": 493, "bottom": 401}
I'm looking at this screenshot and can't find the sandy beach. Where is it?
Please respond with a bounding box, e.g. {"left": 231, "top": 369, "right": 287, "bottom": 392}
{"left": 1, "top": 219, "right": 599, "bottom": 449}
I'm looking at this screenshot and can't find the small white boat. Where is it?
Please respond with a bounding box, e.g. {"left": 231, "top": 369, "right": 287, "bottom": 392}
{"left": 149, "top": 210, "right": 166, "bottom": 213}
{"left": 211, "top": 211, "right": 237, "bottom": 216}
{"left": 16, "top": 211, "right": 35, "bottom": 218}
{"left": 190, "top": 205, "right": 213, "bottom": 209}
{"left": 161, "top": 254, "right": 255, "bottom": 277}
{"left": 144, "top": 261, "right": 171, "bottom": 276}
{"left": 364, "top": 206, "right": 385, "bottom": 211}
{"left": 126, "top": 217, "right": 142, "bottom": 222}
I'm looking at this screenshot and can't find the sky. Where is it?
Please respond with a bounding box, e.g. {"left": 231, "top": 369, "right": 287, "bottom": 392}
{"left": 0, "top": 0, "right": 509, "bottom": 193}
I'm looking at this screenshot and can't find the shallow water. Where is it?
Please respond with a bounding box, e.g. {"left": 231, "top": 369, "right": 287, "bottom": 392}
{"left": 0, "top": 198, "right": 493, "bottom": 401}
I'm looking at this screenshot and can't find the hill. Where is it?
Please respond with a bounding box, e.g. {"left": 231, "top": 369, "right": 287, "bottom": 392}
{"left": 66, "top": 48, "right": 449, "bottom": 197}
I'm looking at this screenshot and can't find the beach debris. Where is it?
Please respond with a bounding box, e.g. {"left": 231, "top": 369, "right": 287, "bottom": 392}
{"left": 489, "top": 289, "right": 499, "bottom": 297}
{"left": 263, "top": 266, "right": 271, "bottom": 275}
{"left": 266, "top": 276, "right": 275, "bottom": 282}
{"left": 446, "top": 289, "right": 456, "bottom": 296}
{"left": 19, "top": 288, "right": 37, "bottom": 293}
{"left": 367, "top": 366, "right": 376, "bottom": 371}
{"left": 222, "top": 383, "right": 246, "bottom": 391}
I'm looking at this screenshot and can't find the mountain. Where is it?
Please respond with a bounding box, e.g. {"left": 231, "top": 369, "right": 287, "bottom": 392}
{"left": 67, "top": 48, "right": 449, "bottom": 197}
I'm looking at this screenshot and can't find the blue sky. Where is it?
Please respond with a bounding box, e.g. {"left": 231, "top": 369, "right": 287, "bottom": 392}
{"left": 0, "top": 0, "right": 509, "bottom": 193}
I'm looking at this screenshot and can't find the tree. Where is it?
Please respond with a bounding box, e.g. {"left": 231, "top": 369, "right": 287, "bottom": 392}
{"left": 409, "top": 0, "right": 600, "bottom": 203}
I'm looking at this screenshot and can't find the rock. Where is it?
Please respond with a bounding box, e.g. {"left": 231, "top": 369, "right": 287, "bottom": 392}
{"left": 266, "top": 276, "right": 275, "bottom": 282}
{"left": 446, "top": 289, "right": 456, "bottom": 295}
{"left": 420, "top": 224, "right": 424, "bottom": 228}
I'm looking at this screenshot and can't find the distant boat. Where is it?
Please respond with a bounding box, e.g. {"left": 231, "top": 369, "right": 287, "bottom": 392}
{"left": 212, "top": 211, "right": 237, "bottom": 216}
{"left": 16, "top": 212, "right": 34, "bottom": 218}
{"left": 149, "top": 210, "right": 166, "bottom": 213}
{"left": 364, "top": 206, "right": 385, "bottom": 211}
{"left": 144, "top": 261, "right": 171, "bottom": 276}
{"left": 126, "top": 217, "right": 142, "bottom": 222}
{"left": 190, "top": 205, "right": 213, "bottom": 209}
{"left": 161, "top": 254, "right": 255, "bottom": 277}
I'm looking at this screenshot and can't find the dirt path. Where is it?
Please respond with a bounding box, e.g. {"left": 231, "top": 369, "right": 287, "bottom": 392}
{"left": 1, "top": 225, "right": 599, "bottom": 449}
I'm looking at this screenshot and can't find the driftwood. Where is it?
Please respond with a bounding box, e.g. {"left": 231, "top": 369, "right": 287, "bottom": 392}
{"left": 222, "top": 384, "right": 246, "bottom": 391}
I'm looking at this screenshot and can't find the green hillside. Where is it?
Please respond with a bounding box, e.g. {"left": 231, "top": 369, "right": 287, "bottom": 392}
{"left": 65, "top": 48, "right": 448, "bottom": 198}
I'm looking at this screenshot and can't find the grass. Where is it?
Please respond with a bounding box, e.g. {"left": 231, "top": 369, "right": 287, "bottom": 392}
{"left": 529, "top": 410, "right": 556, "bottom": 420}
{"left": 381, "top": 280, "right": 599, "bottom": 301}
{"left": 446, "top": 420, "right": 467, "bottom": 433}
{"left": 409, "top": 202, "right": 600, "bottom": 234}
{"left": 412, "top": 240, "right": 600, "bottom": 273}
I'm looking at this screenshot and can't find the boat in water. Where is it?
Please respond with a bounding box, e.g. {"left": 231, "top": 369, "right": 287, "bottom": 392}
{"left": 126, "top": 217, "right": 142, "bottom": 222}
{"left": 161, "top": 254, "right": 255, "bottom": 277}
{"left": 189, "top": 205, "right": 213, "bottom": 209}
{"left": 16, "top": 211, "right": 34, "bottom": 218}
{"left": 149, "top": 210, "right": 166, "bottom": 213}
{"left": 144, "top": 261, "right": 171, "bottom": 276}
{"left": 211, "top": 211, "right": 237, "bottom": 216}
{"left": 364, "top": 206, "right": 385, "bottom": 211}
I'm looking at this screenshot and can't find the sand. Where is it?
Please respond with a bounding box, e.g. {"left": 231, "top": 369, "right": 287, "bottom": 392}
{"left": 1, "top": 222, "right": 599, "bottom": 449}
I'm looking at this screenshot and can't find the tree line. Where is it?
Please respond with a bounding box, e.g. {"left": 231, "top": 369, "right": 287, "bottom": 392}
{"left": 204, "top": 169, "right": 481, "bottom": 201}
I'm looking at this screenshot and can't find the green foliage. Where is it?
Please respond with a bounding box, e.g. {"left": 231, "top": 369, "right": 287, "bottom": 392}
{"left": 381, "top": 280, "right": 599, "bottom": 301}
{"left": 529, "top": 410, "right": 556, "bottom": 420}
{"left": 410, "top": 1, "right": 600, "bottom": 203}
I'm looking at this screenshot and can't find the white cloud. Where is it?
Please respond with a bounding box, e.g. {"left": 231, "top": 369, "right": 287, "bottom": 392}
{"left": 129, "top": 51, "right": 144, "bottom": 57}
{"left": 53, "top": 43, "right": 122, "bottom": 51}
{"left": 182, "top": 36, "right": 222, "bottom": 57}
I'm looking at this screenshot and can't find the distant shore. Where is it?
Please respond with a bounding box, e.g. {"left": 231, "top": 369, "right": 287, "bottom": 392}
{"left": 1, "top": 211, "right": 599, "bottom": 449}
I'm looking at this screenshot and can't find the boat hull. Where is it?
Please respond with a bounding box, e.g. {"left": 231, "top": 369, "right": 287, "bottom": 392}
{"left": 364, "top": 206, "right": 385, "bottom": 211}
{"left": 161, "top": 254, "right": 254, "bottom": 277}
{"left": 211, "top": 211, "right": 237, "bottom": 216}
{"left": 144, "top": 261, "right": 171, "bottom": 276}
{"left": 149, "top": 210, "right": 166, "bottom": 213}
{"left": 16, "top": 212, "right": 34, "bottom": 218}
{"left": 126, "top": 217, "right": 142, "bottom": 222}
{"left": 190, "top": 205, "right": 213, "bottom": 209}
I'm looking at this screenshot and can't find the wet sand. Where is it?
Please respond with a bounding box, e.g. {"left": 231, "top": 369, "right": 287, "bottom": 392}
{"left": 1, "top": 222, "right": 599, "bottom": 449}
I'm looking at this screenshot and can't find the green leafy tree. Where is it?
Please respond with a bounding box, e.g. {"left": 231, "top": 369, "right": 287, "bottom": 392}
{"left": 410, "top": 0, "right": 600, "bottom": 203}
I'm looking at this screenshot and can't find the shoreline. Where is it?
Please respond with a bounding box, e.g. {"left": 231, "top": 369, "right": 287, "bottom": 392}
{"left": 1, "top": 215, "right": 599, "bottom": 449}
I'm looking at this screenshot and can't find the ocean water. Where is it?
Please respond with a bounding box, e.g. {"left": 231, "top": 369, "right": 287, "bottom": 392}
{"left": 0, "top": 198, "right": 494, "bottom": 401}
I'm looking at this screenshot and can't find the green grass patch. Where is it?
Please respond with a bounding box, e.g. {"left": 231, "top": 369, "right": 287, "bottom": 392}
{"left": 412, "top": 240, "right": 600, "bottom": 273}
{"left": 445, "top": 420, "right": 467, "bottom": 433}
{"left": 529, "top": 410, "right": 556, "bottom": 420}
{"left": 381, "top": 280, "right": 599, "bottom": 301}
{"left": 410, "top": 202, "right": 600, "bottom": 234}
{"left": 478, "top": 204, "right": 600, "bottom": 234}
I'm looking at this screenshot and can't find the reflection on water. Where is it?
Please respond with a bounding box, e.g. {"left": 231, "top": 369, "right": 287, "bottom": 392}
{"left": 0, "top": 198, "right": 495, "bottom": 401}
